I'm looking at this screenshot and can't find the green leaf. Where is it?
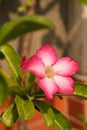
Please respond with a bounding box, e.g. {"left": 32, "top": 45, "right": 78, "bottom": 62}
{"left": 0, "top": 15, "right": 53, "bottom": 44}
{"left": 1, "top": 103, "right": 18, "bottom": 127}
{"left": 24, "top": 72, "right": 35, "bottom": 93}
{"left": 0, "top": 69, "right": 17, "bottom": 92}
{"left": 0, "top": 69, "right": 14, "bottom": 85}
{"left": 34, "top": 100, "right": 71, "bottom": 130}
{"left": 74, "top": 82, "right": 87, "bottom": 99}
{"left": 0, "top": 69, "right": 25, "bottom": 97}
{"left": 53, "top": 108, "right": 71, "bottom": 130}
{"left": 0, "top": 52, "right": 4, "bottom": 59}
{"left": 15, "top": 95, "right": 34, "bottom": 120}
{"left": 34, "top": 100, "right": 54, "bottom": 127}
{"left": 0, "top": 69, "right": 11, "bottom": 81}
{"left": 0, "top": 74, "right": 7, "bottom": 106}
{"left": 28, "top": 72, "right": 35, "bottom": 83}
{"left": 0, "top": 44, "right": 21, "bottom": 80}
{"left": 78, "top": 0, "right": 87, "bottom": 4}
{"left": 25, "top": 72, "right": 35, "bottom": 87}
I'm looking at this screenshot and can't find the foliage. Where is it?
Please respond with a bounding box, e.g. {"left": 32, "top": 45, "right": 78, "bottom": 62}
{"left": 0, "top": 74, "right": 7, "bottom": 105}
{"left": 78, "top": 0, "right": 87, "bottom": 4}
{"left": 0, "top": 15, "right": 53, "bottom": 45}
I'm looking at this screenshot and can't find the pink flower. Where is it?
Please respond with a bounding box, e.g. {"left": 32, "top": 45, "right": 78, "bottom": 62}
{"left": 20, "top": 44, "right": 79, "bottom": 99}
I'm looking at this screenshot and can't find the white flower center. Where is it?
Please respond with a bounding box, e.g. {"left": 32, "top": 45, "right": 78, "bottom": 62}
{"left": 45, "top": 66, "right": 55, "bottom": 78}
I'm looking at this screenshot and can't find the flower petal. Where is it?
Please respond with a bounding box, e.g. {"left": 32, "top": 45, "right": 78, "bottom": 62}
{"left": 25, "top": 55, "right": 45, "bottom": 78}
{"left": 54, "top": 75, "right": 74, "bottom": 94}
{"left": 36, "top": 44, "right": 57, "bottom": 66}
{"left": 20, "top": 56, "right": 27, "bottom": 70}
{"left": 39, "top": 77, "right": 58, "bottom": 99}
{"left": 53, "top": 57, "right": 79, "bottom": 76}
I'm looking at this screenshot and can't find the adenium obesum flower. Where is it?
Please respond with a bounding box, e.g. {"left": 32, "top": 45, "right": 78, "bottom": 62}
{"left": 20, "top": 44, "right": 79, "bottom": 99}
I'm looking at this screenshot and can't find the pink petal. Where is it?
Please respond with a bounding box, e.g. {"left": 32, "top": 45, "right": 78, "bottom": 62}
{"left": 39, "top": 77, "right": 58, "bottom": 99}
{"left": 53, "top": 57, "right": 79, "bottom": 76}
{"left": 54, "top": 75, "right": 74, "bottom": 94}
{"left": 25, "top": 55, "right": 45, "bottom": 78}
{"left": 36, "top": 44, "right": 57, "bottom": 66}
{"left": 20, "top": 56, "right": 27, "bottom": 70}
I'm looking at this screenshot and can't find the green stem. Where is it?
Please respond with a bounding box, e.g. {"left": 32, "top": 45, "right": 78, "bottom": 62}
{"left": 34, "top": 93, "right": 73, "bottom": 98}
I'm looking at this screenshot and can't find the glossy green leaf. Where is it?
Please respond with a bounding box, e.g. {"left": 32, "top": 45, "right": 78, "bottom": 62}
{"left": 0, "top": 69, "right": 20, "bottom": 95}
{"left": 0, "top": 44, "right": 21, "bottom": 80}
{"left": 1, "top": 103, "right": 18, "bottom": 127}
{"left": 15, "top": 95, "right": 34, "bottom": 120}
{"left": 0, "top": 74, "right": 7, "bottom": 105}
{"left": 74, "top": 82, "right": 87, "bottom": 99}
{"left": 53, "top": 108, "right": 71, "bottom": 130}
{"left": 24, "top": 72, "right": 35, "bottom": 93}
{"left": 0, "top": 15, "right": 53, "bottom": 45}
{"left": 34, "top": 100, "right": 71, "bottom": 130}
{"left": 34, "top": 100, "right": 54, "bottom": 127}
{"left": 0, "top": 69, "right": 25, "bottom": 97}
{"left": 25, "top": 72, "right": 35, "bottom": 87}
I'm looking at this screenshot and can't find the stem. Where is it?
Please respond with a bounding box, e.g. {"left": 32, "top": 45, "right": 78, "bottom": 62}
{"left": 34, "top": 93, "right": 73, "bottom": 98}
